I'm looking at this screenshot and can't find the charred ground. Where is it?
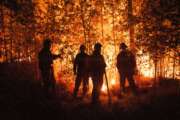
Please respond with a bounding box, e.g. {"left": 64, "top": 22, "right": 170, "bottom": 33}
{"left": 0, "top": 63, "right": 180, "bottom": 120}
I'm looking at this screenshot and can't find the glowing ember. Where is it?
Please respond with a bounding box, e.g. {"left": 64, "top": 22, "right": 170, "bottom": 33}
{"left": 101, "top": 83, "right": 107, "bottom": 92}
{"left": 110, "top": 79, "right": 116, "bottom": 86}
{"left": 142, "top": 71, "right": 154, "bottom": 78}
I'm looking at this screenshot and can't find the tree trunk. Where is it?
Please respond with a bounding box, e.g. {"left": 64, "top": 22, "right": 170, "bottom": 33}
{"left": 172, "top": 51, "right": 176, "bottom": 80}
{"left": 101, "top": 0, "right": 104, "bottom": 42}
{"left": 80, "top": 1, "right": 87, "bottom": 51}
{"left": 10, "top": 11, "right": 13, "bottom": 62}
{"left": 0, "top": 5, "right": 5, "bottom": 62}
{"left": 128, "top": 0, "right": 135, "bottom": 51}
{"left": 153, "top": 59, "right": 158, "bottom": 96}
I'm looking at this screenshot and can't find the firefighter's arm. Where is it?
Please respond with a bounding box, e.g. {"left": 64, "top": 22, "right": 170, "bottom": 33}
{"left": 73, "top": 56, "right": 78, "bottom": 75}
{"left": 73, "top": 64, "right": 77, "bottom": 75}
{"left": 51, "top": 48, "right": 64, "bottom": 60}
{"left": 52, "top": 54, "right": 62, "bottom": 59}
{"left": 116, "top": 54, "right": 121, "bottom": 70}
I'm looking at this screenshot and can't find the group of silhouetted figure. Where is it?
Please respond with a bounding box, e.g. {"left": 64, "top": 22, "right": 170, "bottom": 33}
{"left": 38, "top": 38, "right": 138, "bottom": 104}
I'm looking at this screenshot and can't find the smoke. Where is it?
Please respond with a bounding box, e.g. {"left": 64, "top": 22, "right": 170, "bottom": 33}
{"left": 0, "top": 0, "right": 21, "bottom": 12}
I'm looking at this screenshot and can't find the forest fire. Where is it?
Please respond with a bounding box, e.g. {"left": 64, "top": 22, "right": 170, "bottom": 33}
{"left": 0, "top": 0, "right": 179, "bottom": 94}
{"left": 51, "top": 39, "right": 179, "bottom": 94}
{"left": 52, "top": 44, "right": 156, "bottom": 94}
{"left": 1, "top": 1, "right": 180, "bottom": 120}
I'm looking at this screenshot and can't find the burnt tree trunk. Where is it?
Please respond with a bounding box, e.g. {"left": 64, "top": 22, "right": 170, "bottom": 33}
{"left": 10, "top": 10, "right": 13, "bottom": 62}
{"left": 101, "top": 0, "right": 104, "bottom": 42}
{"left": 172, "top": 52, "right": 176, "bottom": 80}
{"left": 80, "top": 0, "right": 88, "bottom": 51}
{"left": 128, "top": 0, "right": 135, "bottom": 51}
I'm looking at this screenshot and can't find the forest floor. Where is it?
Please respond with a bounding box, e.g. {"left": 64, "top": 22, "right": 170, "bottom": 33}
{"left": 0, "top": 63, "right": 180, "bottom": 120}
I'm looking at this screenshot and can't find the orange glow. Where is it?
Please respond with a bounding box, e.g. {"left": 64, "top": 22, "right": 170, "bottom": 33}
{"left": 101, "top": 83, "right": 107, "bottom": 92}
{"left": 110, "top": 79, "right": 116, "bottom": 86}
{"left": 35, "top": 0, "right": 179, "bottom": 93}
{"left": 52, "top": 43, "right": 179, "bottom": 94}
{"left": 136, "top": 50, "right": 154, "bottom": 78}
{"left": 1, "top": 0, "right": 179, "bottom": 97}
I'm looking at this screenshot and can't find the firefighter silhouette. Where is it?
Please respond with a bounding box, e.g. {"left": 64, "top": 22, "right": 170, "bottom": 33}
{"left": 73, "top": 44, "right": 89, "bottom": 98}
{"left": 116, "top": 43, "right": 137, "bottom": 95}
{"left": 90, "top": 43, "right": 106, "bottom": 104}
{"left": 38, "top": 38, "right": 61, "bottom": 97}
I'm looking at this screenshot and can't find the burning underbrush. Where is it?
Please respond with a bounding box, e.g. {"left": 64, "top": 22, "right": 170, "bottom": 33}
{"left": 51, "top": 42, "right": 179, "bottom": 97}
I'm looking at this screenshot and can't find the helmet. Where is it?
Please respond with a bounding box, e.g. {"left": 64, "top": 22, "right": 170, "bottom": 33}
{"left": 94, "top": 42, "right": 102, "bottom": 49}
{"left": 80, "top": 44, "right": 86, "bottom": 51}
{"left": 43, "top": 38, "right": 51, "bottom": 47}
{"left": 120, "top": 42, "right": 127, "bottom": 49}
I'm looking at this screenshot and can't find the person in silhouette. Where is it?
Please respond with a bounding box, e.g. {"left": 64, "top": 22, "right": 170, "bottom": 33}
{"left": 73, "top": 44, "right": 89, "bottom": 98}
{"left": 116, "top": 43, "right": 137, "bottom": 95}
{"left": 90, "top": 43, "right": 106, "bottom": 104}
{"left": 38, "top": 38, "right": 61, "bottom": 97}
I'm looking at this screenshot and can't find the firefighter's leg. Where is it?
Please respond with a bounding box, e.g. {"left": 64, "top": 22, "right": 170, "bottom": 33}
{"left": 43, "top": 80, "right": 49, "bottom": 97}
{"left": 97, "top": 75, "right": 103, "bottom": 98}
{"left": 120, "top": 73, "right": 126, "bottom": 93}
{"left": 82, "top": 74, "right": 89, "bottom": 96}
{"left": 127, "top": 74, "right": 137, "bottom": 95}
{"left": 73, "top": 74, "right": 82, "bottom": 98}
{"left": 92, "top": 76, "right": 99, "bottom": 104}
{"left": 96, "top": 75, "right": 103, "bottom": 102}
{"left": 50, "top": 69, "right": 56, "bottom": 95}
{"left": 41, "top": 71, "right": 50, "bottom": 96}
